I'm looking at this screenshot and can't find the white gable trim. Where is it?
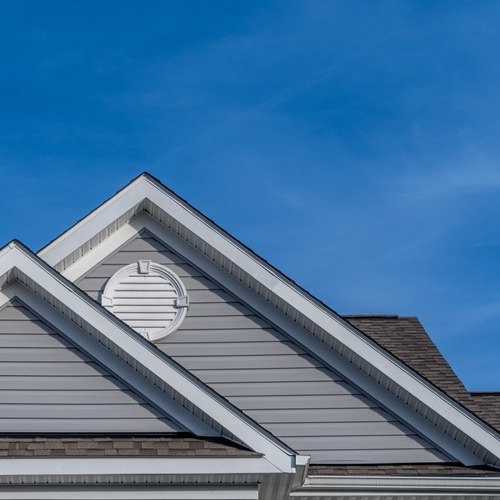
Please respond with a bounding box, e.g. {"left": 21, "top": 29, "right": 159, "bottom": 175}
{"left": 39, "top": 177, "right": 147, "bottom": 267}
{"left": 58, "top": 210, "right": 486, "bottom": 466}
{"left": 0, "top": 242, "right": 299, "bottom": 473}
{"left": 0, "top": 456, "right": 280, "bottom": 478}
{"left": 62, "top": 222, "right": 141, "bottom": 281}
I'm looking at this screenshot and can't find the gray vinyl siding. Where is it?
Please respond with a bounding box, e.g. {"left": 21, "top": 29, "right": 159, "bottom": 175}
{"left": 76, "top": 230, "right": 448, "bottom": 464}
{"left": 0, "top": 299, "right": 181, "bottom": 433}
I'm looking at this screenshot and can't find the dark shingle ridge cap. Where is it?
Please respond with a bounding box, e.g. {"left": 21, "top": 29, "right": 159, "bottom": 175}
{"left": 343, "top": 314, "right": 401, "bottom": 319}
{"left": 471, "top": 392, "right": 500, "bottom": 396}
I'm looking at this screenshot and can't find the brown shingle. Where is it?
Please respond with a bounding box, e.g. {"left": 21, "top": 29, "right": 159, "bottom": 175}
{"left": 308, "top": 463, "right": 500, "bottom": 476}
{"left": 345, "top": 315, "right": 471, "bottom": 403}
{"left": 344, "top": 315, "right": 500, "bottom": 433}
{"left": 0, "top": 436, "right": 258, "bottom": 457}
{"left": 469, "top": 393, "right": 500, "bottom": 430}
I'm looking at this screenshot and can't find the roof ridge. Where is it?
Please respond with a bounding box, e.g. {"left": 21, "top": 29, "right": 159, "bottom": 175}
{"left": 343, "top": 314, "right": 400, "bottom": 318}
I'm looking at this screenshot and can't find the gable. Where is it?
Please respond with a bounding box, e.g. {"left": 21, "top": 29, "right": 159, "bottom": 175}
{"left": 0, "top": 297, "right": 182, "bottom": 433}
{"left": 0, "top": 240, "right": 299, "bottom": 477}
{"left": 33, "top": 173, "right": 500, "bottom": 471}
{"left": 75, "top": 229, "right": 450, "bottom": 464}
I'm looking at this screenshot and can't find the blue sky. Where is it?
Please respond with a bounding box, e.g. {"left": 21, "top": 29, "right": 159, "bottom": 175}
{"left": 1, "top": 1, "right": 499, "bottom": 390}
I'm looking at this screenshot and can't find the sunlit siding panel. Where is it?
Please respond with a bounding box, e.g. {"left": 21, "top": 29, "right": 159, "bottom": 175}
{"left": 0, "top": 298, "right": 181, "bottom": 433}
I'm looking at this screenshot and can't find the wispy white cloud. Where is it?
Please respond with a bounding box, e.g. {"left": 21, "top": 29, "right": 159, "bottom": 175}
{"left": 391, "top": 162, "right": 500, "bottom": 201}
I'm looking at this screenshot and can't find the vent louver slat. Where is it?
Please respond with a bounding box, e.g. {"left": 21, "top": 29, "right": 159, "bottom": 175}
{"left": 101, "top": 261, "right": 189, "bottom": 341}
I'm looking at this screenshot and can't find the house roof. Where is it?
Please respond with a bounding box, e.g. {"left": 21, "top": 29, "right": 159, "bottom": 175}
{"left": 469, "top": 393, "right": 500, "bottom": 431}
{"left": 0, "top": 436, "right": 258, "bottom": 458}
{"left": 346, "top": 315, "right": 500, "bottom": 434}
{"left": 8, "top": 175, "right": 500, "bottom": 498}
{"left": 307, "top": 463, "right": 500, "bottom": 477}
{"left": 344, "top": 315, "right": 470, "bottom": 404}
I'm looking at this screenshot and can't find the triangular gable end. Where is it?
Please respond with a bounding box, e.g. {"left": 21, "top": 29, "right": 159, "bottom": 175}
{"left": 37, "top": 173, "right": 500, "bottom": 468}
{"left": 74, "top": 228, "right": 450, "bottom": 464}
{"left": 0, "top": 297, "right": 181, "bottom": 433}
{"left": 0, "top": 241, "right": 299, "bottom": 474}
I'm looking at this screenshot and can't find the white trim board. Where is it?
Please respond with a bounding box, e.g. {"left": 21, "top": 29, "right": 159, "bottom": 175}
{"left": 0, "top": 488, "right": 259, "bottom": 500}
{"left": 0, "top": 242, "right": 299, "bottom": 473}
{"left": 0, "top": 456, "right": 278, "bottom": 478}
{"left": 35, "top": 174, "right": 500, "bottom": 467}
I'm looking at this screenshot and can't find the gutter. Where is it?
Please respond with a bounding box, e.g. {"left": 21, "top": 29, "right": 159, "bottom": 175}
{"left": 290, "top": 475, "right": 500, "bottom": 496}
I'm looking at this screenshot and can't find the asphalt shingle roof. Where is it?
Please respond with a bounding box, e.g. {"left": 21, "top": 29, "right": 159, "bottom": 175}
{"left": 344, "top": 315, "right": 500, "bottom": 434}
{"left": 0, "top": 436, "right": 258, "bottom": 457}
{"left": 345, "top": 315, "right": 471, "bottom": 402}
{"left": 308, "top": 463, "right": 500, "bottom": 476}
{"left": 469, "top": 392, "right": 500, "bottom": 431}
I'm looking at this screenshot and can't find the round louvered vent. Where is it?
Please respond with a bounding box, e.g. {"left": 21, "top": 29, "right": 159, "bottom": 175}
{"left": 101, "top": 260, "right": 189, "bottom": 341}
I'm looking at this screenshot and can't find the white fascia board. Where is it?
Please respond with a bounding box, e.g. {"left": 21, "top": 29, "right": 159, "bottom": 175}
{"left": 291, "top": 475, "right": 500, "bottom": 495}
{"left": 38, "top": 176, "right": 148, "bottom": 265}
{"left": 0, "top": 487, "right": 259, "bottom": 500}
{"left": 63, "top": 222, "right": 140, "bottom": 281}
{"left": 0, "top": 243, "right": 296, "bottom": 473}
{"left": 0, "top": 456, "right": 279, "bottom": 478}
{"left": 62, "top": 213, "right": 482, "bottom": 465}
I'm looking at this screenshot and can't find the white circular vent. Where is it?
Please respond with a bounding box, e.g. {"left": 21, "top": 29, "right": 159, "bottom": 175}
{"left": 101, "top": 260, "right": 189, "bottom": 341}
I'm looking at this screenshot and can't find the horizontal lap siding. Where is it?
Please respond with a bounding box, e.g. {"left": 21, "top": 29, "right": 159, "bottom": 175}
{"left": 76, "top": 230, "right": 448, "bottom": 463}
{"left": 0, "top": 300, "right": 180, "bottom": 433}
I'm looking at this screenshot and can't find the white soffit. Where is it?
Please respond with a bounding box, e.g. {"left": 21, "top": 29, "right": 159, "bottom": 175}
{"left": 0, "top": 242, "right": 298, "bottom": 474}
{"left": 36, "top": 174, "right": 500, "bottom": 467}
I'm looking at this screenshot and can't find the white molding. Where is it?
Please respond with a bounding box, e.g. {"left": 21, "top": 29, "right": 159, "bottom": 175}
{"left": 63, "top": 223, "right": 139, "bottom": 282}
{"left": 0, "top": 456, "right": 278, "bottom": 478}
{"left": 291, "top": 474, "right": 500, "bottom": 496}
{"left": 38, "top": 178, "right": 147, "bottom": 265}
{"left": 0, "top": 290, "right": 13, "bottom": 310}
{"left": 0, "top": 486, "right": 259, "bottom": 500}
{"left": 0, "top": 243, "right": 297, "bottom": 473}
